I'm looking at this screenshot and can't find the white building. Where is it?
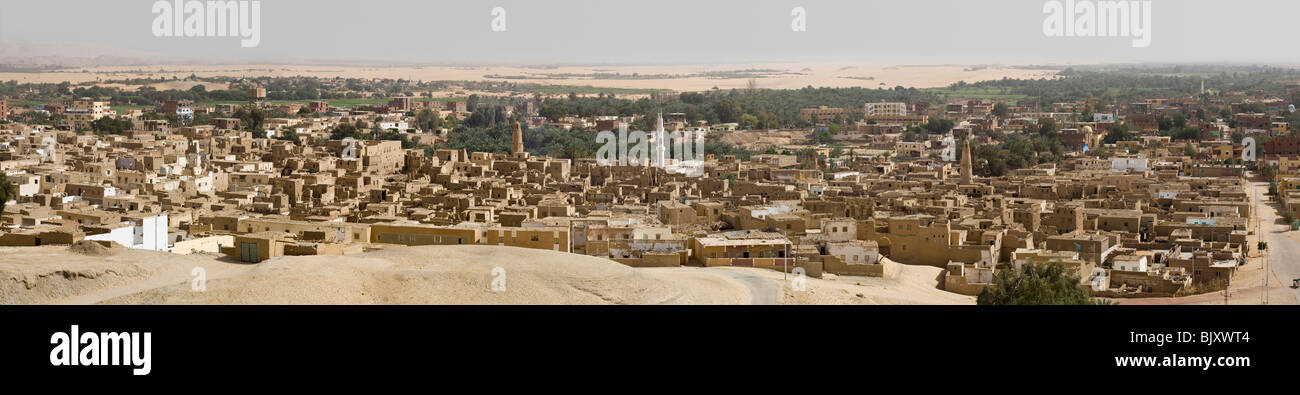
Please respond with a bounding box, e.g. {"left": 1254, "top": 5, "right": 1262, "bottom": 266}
{"left": 1111, "top": 157, "right": 1149, "bottom": 172}
{"left": 826, "top": 241, "right": 879, "bottom": 265}
{"left": 379, "top": 121, "right": 409, "bottom": 131}
{"left": 1112, "top": 255, "right": 1149, "bottom": 272}
{"left": 866, "top": 102, "right": 907, "bottom": 117}
{"left": 83, "top": 213, "right": 170, "bottom": 252}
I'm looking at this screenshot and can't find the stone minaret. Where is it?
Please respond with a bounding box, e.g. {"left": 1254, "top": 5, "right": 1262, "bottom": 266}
{"left": 960, "top": 138, "right": 973, "bottom": 184}
{"left": 511, "top": 121, "right": 524, "bottom": 156}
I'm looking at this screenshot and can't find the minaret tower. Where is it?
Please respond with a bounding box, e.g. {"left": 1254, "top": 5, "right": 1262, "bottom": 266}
{"left": 960, "top": 138, "right": 973, "bottom": 184}
{"left": 511, "top": 121, "right": 524, "bottom": 156}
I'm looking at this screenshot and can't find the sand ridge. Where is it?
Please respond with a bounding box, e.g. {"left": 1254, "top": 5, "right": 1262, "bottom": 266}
{"left": 0, "top": 245, "right": 972, "bottom": 305}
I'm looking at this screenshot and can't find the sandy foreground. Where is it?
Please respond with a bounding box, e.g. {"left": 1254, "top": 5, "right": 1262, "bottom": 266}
{"left": 0, "top": 244, "right": 971, "bottom": 305}
{"left": 0, "top": 63, "right": 1057, "bottom": 91}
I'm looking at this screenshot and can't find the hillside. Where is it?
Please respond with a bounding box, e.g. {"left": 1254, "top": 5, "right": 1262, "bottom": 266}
{"left": 0, "top": 245, "right": 972, "bottom": 305}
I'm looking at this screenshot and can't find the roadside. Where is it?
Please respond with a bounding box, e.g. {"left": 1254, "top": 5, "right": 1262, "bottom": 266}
{"left": 1123, "top": 174, "right": 1298, "bottom": 305}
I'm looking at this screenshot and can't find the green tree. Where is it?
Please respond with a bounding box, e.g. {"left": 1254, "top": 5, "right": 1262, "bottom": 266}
{"left": 1102, "top": 123, "right": 1133, "bottom": 144}
{"left": 467, "top": 94, "right": 480, "bottom": 112}
{"left": 414, "top": 108, "right": 439, "bottom": 131}
{"left": 713, "top": 98, "right": 742, "bottom": 124}
{"left": 89, "top": 116, "right": 134, "bottom": 134}
{"left": 991, "top": 102, "right": 1010, "bottom": 118}
{"left": 1035, "top": 118, "right": 1059, "bottom": 138}
{"left": 329, "top": 122, "right": 360, "bottom": 140}
{"left": 1167, "top": 126, "right": 1201, "bottom": 141}
{"left": 233, "top": 106, "right": 265, "bottom": 132}
{"left": 977, "top": 262, "right": 1102, "bottom": 305}
{"left": 275, "top": 128, "right": 301, "bottom": 145}
{"left": 811, "top": 130, "right": 834, "bottom": 144}
{"left": 922, "top": 118, "right": 955, "bottom": 134}
{"left": 0, "top": 173, "right": 14, "bottom": 217}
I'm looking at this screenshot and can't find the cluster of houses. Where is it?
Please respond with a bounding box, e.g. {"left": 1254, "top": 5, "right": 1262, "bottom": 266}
{"left": 2, "top": 85, "right": 1295, "bottom": 299}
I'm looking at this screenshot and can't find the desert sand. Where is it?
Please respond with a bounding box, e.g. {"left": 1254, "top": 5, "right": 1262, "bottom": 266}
{"left": 0, "top": 63, "right": 1057, "bottom": 92}
{"left": 0, "top": 244, "right": 973, "bottom": 305}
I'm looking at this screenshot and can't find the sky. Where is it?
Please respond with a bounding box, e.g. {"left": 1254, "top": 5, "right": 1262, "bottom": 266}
{"left": 1, "top": 0, "right": 1297, "bottom": 66}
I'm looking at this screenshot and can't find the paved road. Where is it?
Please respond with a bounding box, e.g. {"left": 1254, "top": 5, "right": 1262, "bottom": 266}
{"left": 1250, "top": 180, "right": 1300, "bottom": 303}
{"left": 706, "top": 269, "right": 781, "bottom": 305}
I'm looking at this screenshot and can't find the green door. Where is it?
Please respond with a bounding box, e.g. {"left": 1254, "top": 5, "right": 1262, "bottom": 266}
{"left": 239, "top": 242, "right": 259, "bottom": 263}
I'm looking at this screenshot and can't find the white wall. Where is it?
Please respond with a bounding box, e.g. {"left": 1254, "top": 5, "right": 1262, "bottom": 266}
{"left": 88, "top": 214, "right": 170, "bottom": 252}
{"left": 134, "top": 214, "right": 169, "bottom": 252}
{"left": 84, "top": 225, "right": 134, "bottom": 247}
{"left": 1111, "top": 158, "right": 1149, "bottom": 172}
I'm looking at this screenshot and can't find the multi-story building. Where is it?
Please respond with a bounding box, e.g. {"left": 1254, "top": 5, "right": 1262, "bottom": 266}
{"left": 64, "top": 99, "right": 114, "bottom": 130}
{"left": 161, "top": 100, "right": 194, "bottom": 121}
{"left": 799, "top": 106, "right": 846, "bottom": 124}
{"left": 865, "top": 102, "right": 907, "bottom": 117}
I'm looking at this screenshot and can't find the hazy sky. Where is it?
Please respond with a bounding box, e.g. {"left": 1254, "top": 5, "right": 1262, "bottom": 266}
{"left": 1, "top": 0, "right": 1297, "bottom": 65}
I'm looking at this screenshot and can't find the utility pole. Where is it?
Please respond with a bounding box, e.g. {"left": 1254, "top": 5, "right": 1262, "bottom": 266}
{"left": 1264, "top": 244, "right": 1269, "bottom": 305}
{"left": 1256, "top": 183, "right": 1269, "bottom": 305}
{"left": 1263, "top": 185, "right": 1269, "bottom": 305}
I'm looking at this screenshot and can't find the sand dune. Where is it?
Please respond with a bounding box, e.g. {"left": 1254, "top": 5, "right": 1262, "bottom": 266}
{"left": 0, "top": 63, "right": 1057, "bottom": 91}
{"left": 0, "top": 245, "right": 970, "bottom": 305}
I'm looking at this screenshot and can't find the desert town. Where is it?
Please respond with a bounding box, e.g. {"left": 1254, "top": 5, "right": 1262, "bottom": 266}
{"left": 2, "top": 71, "right": 1300, "bottom": 305}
